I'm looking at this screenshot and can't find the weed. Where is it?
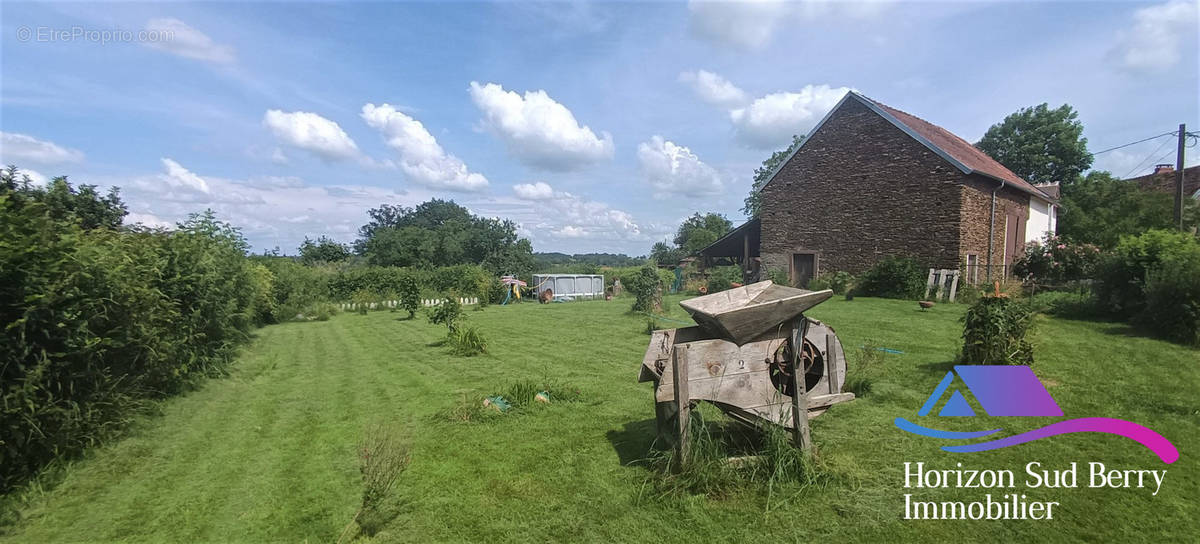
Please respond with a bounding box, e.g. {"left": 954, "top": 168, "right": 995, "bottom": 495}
{"left": 338, "top": 424, "right": 410, "bottom": 542}
{"left": 448, "top": 326, "right": 488, "bottom": 357}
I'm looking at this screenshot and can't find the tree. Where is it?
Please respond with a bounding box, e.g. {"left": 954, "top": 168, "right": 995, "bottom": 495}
{"left": 356, "top": 199, "right": 534, "bottom": 276}
{"left": 298, "top": 235, "right": 351, "bottom": 264}
{"left": 1058, "top": 171, "right": 1199, "bottom": 248}
{"left": 743, "top": 135, "right": 804, "bottom": 217}
{"left": 673, "top": 212, "right": 732, "bottom": 255}
{"left": 976, "top": 104, "right": 1092, "bottom": 185}
{"left": 649, "top": 241, "right": 684, "bottom": 266}
{"left": 2, "top": 167, "right": 126, "bottom": 230}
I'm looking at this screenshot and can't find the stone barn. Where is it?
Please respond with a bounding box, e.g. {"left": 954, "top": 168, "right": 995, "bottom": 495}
{"left": 703, "top": 91, "right": 1058, "bottom": 287}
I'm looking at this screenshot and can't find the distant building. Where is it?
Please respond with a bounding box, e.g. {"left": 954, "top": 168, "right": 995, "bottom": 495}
{"left": 699, "top": 91, "right": 1057, "bottom": 286}
{"left": 1125, "top": 164, "right": 1200, "bottom": 200}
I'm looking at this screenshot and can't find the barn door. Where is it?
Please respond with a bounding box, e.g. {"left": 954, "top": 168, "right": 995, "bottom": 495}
{"left": 1004, "top": 213, "right": 1020, "bottom": 276}
{"left": 791, "top": 253, "right": 816, "bottom": 288}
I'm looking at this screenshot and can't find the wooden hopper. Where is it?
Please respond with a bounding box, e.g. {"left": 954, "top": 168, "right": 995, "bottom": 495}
{"left": 679, "top": 280, "right": 833, "bottom": 345}
{"left": 639, "top": 284, "right": 853, "bottom": 451}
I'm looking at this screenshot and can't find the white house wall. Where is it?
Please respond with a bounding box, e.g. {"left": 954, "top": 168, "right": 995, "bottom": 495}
{"left": 1026, "top": 197, "right": 1055, "bottom": 243}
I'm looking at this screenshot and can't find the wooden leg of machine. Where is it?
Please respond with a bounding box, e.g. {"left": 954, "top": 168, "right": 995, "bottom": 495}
{"left": 790, "top": 317, "right": 812, "bottom": 453}
{"left": 672, "top": 344, "right": 691, "bottom": 468}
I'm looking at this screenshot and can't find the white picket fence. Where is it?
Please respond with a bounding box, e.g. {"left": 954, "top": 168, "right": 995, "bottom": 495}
{"left": 338, "top": 297, "right": 478, "bottom": 312}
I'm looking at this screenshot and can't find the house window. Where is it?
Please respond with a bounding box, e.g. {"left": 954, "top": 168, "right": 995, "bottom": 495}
{"left": 965, "top": 254, "right": 979, "bottom": 285}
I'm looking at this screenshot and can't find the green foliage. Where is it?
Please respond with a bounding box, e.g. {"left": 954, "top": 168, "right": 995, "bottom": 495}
{"left": 808, "top": 271, "right": 854, "bottom": 294}
{"left": 1027, "top": 290, "right": 1103, "bottom": 319}
{"left": 397, "top": 271, "right": 421, "bottom": 318}
{"left": 856, "top": 256, "right": 925, "bottom": 299}
{"left": 357, "top": 199, "right": 534, "bottom": 277}
{"left": 744, "top": 134, "right": 803, "bottom": 218}
{"left": 259, "top": 258, "right": 334, "bottom": 321}
{"left": 533, "top": 252, "right": 642, "bottom": 270}
{"left": 0, "top": 182, "right": 261, "bottom": 491}
{"left": 975, "top": 103, "right": 1091, "bottom": 185}
{"left": 448, "top": 326, "right": 488, "bottom": 356}
{"left": 351, "top": 424, "right": 410, "bottom": 539}
{"left": 706, "top": 265, "right": 743, "bottom": 293}
{"left": 673, "top": 212, "right": 732, "bottom": 255}
{"left": 298, "top": 235, "right": 351, "bottom": 264}
{"left": 961, "top": 295, "right": 1035, "bottom": 365}
{"left": 351, "top": 288, "right": 378, "bottom": 315}
{"left": 427, "top": 296, "right": 464, "bottom": 331}
{"left": 247, "top": 263, "right": 278, "bottom": 325}
{"left": 1012, "top": 234, "right": 1100, "bottom": 285}
{"left": 650, "top": 241, "right": 684, "bottom": 266}
{"left": 1094, "top": 229, "right": 1200, "bottom": 319}
{"left": 767, "top": 268, "right": 789, "bottom": 286}
{"left": 624, "top": 265, "right": 663, "bottom": 312}
{"left": 1058, "top": 171, "right": 1198, "bottom": 248}
{"left": 2, "top": 168, "right": 128, "bottom": 230}
{"left": 1093, "top": 230, "right": 1200, "bottom": 345}
{"left": 1141, "top": 253, "right": 1200, "bottom": 345}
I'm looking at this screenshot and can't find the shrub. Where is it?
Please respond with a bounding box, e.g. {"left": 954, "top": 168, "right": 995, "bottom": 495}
{"left": 397, "top": 271, "right": 421, "bottom": 318}
{"left": 448, "top": 326, "right": 488, "bottom": 356}
{"left": 351, "top": 288, "right": 377, "bottom": 315}
{"left": 1095, "top": 229, "right": 1200, "bottom": 320}
{"left": 1139, "top": 250, "right": 1200, "bottom": 345}
{"left": 625, "top": 265, "right": 663, "bottom": 313}
{"left": 808, "top": 271, "right": 854, "bottom": 294}
{"left": 706, "top": 265, "right": 743, "bottom": 294}
{"left": 344, "top": 424, "right": 410, "bottom": 540}
{"left": 856, "top": 256, "right": 926, "bottom": 299}
{"left": 1012, "top": 234, "right": 1100, "bottom": 286}
{"left": 961, "top": 294, "right": 1034, "bottom": 365}
{"left": 427, "top": 295, "right": 464, "bottom": 331}
{"left": 302, "top": 301, "right": 340, "bottom": 321}
{"left": 767, "top": 268, "right": 789, "bottom": 286}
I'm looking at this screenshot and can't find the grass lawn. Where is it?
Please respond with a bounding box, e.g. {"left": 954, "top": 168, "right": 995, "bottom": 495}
{"left": 2, "top": 296, "right": 1197, "bottom": 542}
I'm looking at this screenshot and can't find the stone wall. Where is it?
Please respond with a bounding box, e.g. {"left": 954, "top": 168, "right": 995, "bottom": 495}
{"left": 759, "top": 98, "right": 968, "bottom": 279}
{"left": 959, "top": 175, "right": 1029, "bottom": 283}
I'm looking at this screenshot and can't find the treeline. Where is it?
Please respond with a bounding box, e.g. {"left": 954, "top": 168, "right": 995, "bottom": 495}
{"left": 1, "top": 169, "right": 272, "bottom": 492}
{"left": 534, "top": 252, "right": 645, "bottom": 270}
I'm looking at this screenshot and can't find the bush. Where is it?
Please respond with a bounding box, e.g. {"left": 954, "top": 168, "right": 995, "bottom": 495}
{"left": 1013, "top": 234, "right": 1100, "bottom": 286}
{"left": 624, "top": 265, "right": 663, "bottom": 313}
{"left": 1095, "top": 229, "right": 1200, "bottom": 320}
{"left": 397, "top": 271, "right": 421, "bottom": 318}
{"left": 1139, "top": 249, "right": 1200, "bottom": 345}
{"left": 351, "top": 288, "right": 378, "bottom": 315}
{"left": 427, "top": 295, "right": 464, "bottom": 331}
{"left": 808, "top": 271, "right": 854, "bottom": 294}
{"left": 961, "top": 294, "right": 1034, "bottom": 365}
{"left": 706, "top": 265, "right": 743, "bottom": 294}
{"left": 767, "top": 268, "right": 789, "bottom": 286}
{"left": 0, "top": 192, "right": 261, "bottom": 491}
{"left": 347, "top": 424, "right": 410, "bottom": 539}
{"left": 856, "top": 256, "right": 926, "bottom": 299}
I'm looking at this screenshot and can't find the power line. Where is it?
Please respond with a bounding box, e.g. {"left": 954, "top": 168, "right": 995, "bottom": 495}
{"left": 1124, "top": 146, "right": 1178, "bottom": 179}
{"left": 1091, "top": 131, "right": 1176, "bottom": 156}
{"left": 1120, "top": 135, "right": 1175, "bottom": 178}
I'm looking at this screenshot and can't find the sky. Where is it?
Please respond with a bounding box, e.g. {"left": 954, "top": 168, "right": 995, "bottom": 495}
{"left": 1, "top": 1, "right": 1198, "bottom": 255}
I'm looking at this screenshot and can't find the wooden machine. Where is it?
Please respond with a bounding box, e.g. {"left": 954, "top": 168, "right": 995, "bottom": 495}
{"left": 637, "top": 281, "right": 855, "bottom": 451}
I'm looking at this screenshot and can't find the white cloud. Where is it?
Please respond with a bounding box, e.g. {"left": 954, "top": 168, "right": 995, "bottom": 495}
{"left": 730, "top": 84, "right": 850, "bottom": 148}
{"left": 143, "top": 18, "right": 235, "bottom": 64}
{"left": 468, "top": 81, "right": 614, "bottom": 171}
{"left": 513, "top": 181, "right": 555, "bottom": 200}
{"left": 637, "top": 136, "right": 723, "bottom": 198}
{"left": 1108, "top": 0, "right": 1199, "bottom": 74}
{"left": 158, "top": 158, "right": 211, "bottom": 193}
{"left": 125, "top": 211, "right": 174, "bottom": 229}
{"left": 679, "top": 70, "right": 747, "bottom": 107}
{"left": 263, "top": 110, "right": 361, "bottom": 162}
{"left": 14, "top": 168, "right": 50, "bottom": 187}
{"left": 687, "top": 0, "right": 788, "bottom": 50}
{"left": 0, "top": 132, "right": 84, "bottom": 165}
{"left": 555, "top": 225, "right": 588, "bottom": 238}
{"left": 361, "top": 103, "right": 489, "bottom": 191}
{"left": 687, "top": 1, "right": 893, "bottom": 50}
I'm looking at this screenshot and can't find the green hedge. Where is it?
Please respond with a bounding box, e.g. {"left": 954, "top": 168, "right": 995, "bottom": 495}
{"left": 1095, "top": 230, "right": 1200, "bottom": 345}
{"left": 1, "top": 198, "right": 266, "bottom": 492}
{"left": 855, "top": 256, "right": 926, "bottom": 299}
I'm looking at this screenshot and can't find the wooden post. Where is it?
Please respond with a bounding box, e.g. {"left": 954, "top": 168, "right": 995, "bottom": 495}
{"left": 934, "top": 269, "right": 946, "bottom": 300}
{"left": 789, "top": 317, "right": 813, "bottom": 452}
{"left": 826, "top": 332, "right": 838, "bottom": 395}
{"left": 948, "top": 270, "right": 960, "bottom": 302}
{"left": 672, "top": 344, "right": 691, "bottom": 467}
{"left": 923, "top": 269, "right": 935, "bottom": 299}
{"left": 1176, "top": 123, "right": 1186, "bottom": 231}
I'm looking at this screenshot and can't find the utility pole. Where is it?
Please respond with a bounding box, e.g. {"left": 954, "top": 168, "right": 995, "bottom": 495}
{"left": 1176, "top": 123, "right": 1186, "bottom": 230}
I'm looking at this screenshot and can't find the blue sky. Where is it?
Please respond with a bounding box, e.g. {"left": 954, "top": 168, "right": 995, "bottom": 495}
{"left": 2, "top": 1, "right": 1197, "bottom": 255}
